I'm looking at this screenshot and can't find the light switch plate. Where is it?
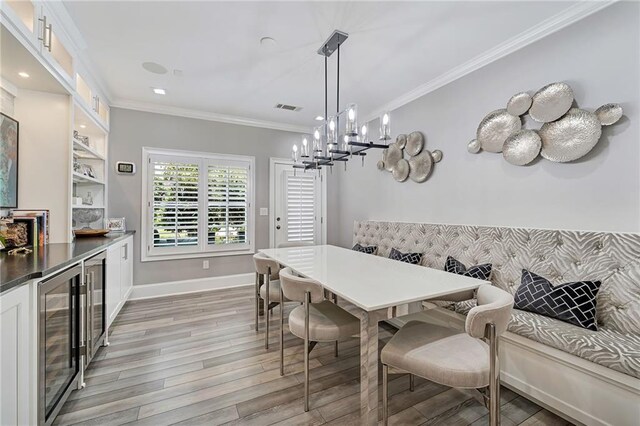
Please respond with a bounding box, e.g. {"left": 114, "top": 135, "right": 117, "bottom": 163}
{"left": 260, "top": 208, "right": 268, "bottom": 216}
{"left": 202, "top": 260, "right": 209, "bottom": 270}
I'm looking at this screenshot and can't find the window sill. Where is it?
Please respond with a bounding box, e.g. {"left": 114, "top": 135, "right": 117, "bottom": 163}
{"left": 141, "top": 248, "right": 255, "bottom": 262}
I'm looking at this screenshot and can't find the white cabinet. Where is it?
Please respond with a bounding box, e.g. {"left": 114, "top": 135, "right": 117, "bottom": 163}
{"left": 106, "top": 236, "right": 134, "bottom": 327}
{"left": 75, "top": 73, "right": 110, "bottom": 131}
{"left": 0, "top": 284, "right": 34, "bottom": 426}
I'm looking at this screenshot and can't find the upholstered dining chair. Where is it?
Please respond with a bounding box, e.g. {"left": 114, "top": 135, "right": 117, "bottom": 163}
{"left": 381, "top": 284, "right": 514, "bottom": 426}
{"left": 279, "top": 267, "right": 360, "bottom": 411}
{"left": 252, "top": 252, "right": 286, "bottom": 349}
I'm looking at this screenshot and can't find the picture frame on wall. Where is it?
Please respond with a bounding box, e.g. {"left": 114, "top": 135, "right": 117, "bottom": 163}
{"left": 0, "top": 113, "right": 19, "bottom": 208}
{"left": 105, "top": 217, "right": 126, "bottom": 232}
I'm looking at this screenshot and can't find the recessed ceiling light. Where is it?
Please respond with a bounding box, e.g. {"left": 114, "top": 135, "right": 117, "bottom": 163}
{"left": 79, "top": 124, "right": 87, "bottom": 129}
{"left": 152, "top": 88, "right": 166, "bottom": 95}
{"left": 142, "top": 62, "right": 168, "bottom": 75}
{"left": 18, "top": 71, "right": 29, "bottom": 78}
{"left": 315, "top": 115, "right": 324, "bottom": 121}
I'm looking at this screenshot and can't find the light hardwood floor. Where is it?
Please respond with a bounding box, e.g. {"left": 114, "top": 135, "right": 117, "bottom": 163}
{"left": 56, "top": 286, "right": 574, "bottom": 426}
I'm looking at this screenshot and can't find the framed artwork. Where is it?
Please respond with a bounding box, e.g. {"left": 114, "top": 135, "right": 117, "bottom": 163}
{"left": 0, "top": 113, "right": 19, "bottom": 208}
{"left": 105, "top": 217, "right": 126, "bottom": 232}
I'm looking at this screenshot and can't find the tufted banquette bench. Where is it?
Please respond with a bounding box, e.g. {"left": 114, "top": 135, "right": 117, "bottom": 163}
{"left": 353, "top": 220, "right": 640, "bottom": 426}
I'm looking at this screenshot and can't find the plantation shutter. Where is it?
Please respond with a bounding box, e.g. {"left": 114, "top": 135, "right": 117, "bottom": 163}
{"left": 207, "top": 161, "right": 250, "bottom": 247}
{"left": 150, "top": 156, "right": 200, "bottom": 250}
{"left": 285, "top": 172, "right": 317, "bottom": 242}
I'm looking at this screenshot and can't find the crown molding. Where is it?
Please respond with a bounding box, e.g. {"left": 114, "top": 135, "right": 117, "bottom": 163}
{"left": 364, "top": 1, "right": 616, "bottom": 123}
{"left": 111, "top": 99, "right": 309, "bottom": 133}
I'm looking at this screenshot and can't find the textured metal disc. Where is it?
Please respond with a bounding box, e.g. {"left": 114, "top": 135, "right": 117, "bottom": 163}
{"left": 405, "top": 132, "right": 424, "bottom": 156}
{"left": 408, "top": 151, "right": 433, "bottom": 183}
{"left": 383, "top": 143, "right": 403, "bottom": 171}
{"left": 539, "top": 108, "right": 602, "bottom": 162}
{"left": 502, "top": 130, "right": 541, "bottom": 166}
{"left": 377, "top": 160, "right": 385, "bottom": 171}
{"left": 506, "top": 92, "right": 532, "bottom": 116}
{"left": 476, "top": 109, "right": 521, "bottom": 153}
{"left": 392, "top": 159, "right": 410, "bottom": 182}
{"left": 431, "top": 149, "right": 443, "bottom": 163}
{"left": 595, "top": 103, "right": 623, "bottom": 126}
{"left": 467, "top": 139, "right": 481, "bottom": 154}
{"left": 396, "top": 134, "right": 407, "bottom": 149}
{"left": 529, "top": 82, "right": 574, "bottom": 123}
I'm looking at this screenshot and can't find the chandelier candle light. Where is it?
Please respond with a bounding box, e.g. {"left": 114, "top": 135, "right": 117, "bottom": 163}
{"left": 291, "top": 30, "right": 392, "bottom": 172}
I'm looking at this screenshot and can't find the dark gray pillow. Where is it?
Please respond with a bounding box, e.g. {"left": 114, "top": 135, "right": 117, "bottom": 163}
{"left": 352, "top": 243, "right": 377, "bottom": 255}
{"left": 444, "top": 256, "right": 492, "bottom": 280}
{"left": 389, "top": 248, "right": 423, "bottom": 265}
{"left": 514, "top": 270, "right": 601, "bottom": 331}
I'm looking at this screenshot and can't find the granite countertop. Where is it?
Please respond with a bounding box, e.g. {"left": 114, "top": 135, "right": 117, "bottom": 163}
{"left": 0, "top": 231, "right": 135, "bottom": 295}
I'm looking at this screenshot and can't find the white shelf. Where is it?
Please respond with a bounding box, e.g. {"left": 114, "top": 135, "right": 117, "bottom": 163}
{"left": 73, "top": 139, "right": 105, "bottom": 160}
{"left": 72, "top": 171, "right": 104, "bottom": 185}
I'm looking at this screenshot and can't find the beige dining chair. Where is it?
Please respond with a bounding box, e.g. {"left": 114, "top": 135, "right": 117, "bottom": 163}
{"left": 252, "top": 252, "right": 286, "bottom": 349}
{"left": 279, "top": 267, "right": 360, "bottom": 411}
{"left": 380, "top": 284, "right": 514, "bottom": 426}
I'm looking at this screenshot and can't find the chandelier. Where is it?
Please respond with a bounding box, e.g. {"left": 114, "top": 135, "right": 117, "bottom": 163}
{"left": 292, "top": 30, "right": 391, "bottom": 171}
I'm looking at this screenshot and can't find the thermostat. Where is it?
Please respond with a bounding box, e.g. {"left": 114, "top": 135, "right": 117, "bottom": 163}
{"left": 116, "top": 161, "right": 136, "bottom": 175}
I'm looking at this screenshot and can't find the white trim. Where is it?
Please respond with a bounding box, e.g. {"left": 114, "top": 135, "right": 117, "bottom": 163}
{"left": 364, "top": 1, "right": 616, "bottom": 122}
{"left": 269, "top": 157, "right": 327, "bottom": 248}
{"left": 0, "top": 77, "right": 18, "bottom": 97}
{"left": 128, "top": 273, "right": 254, "bottom": 300}
{"left": 112, "top": 100, "right": 308, "bottom": 133}
{"left": 141, "top": 146, "right": 256, "bottom": 262}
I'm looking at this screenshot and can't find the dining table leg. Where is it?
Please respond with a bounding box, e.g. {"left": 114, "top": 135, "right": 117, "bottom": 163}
{"left": 359, "top": 308, "right": 389, "bottom": 425}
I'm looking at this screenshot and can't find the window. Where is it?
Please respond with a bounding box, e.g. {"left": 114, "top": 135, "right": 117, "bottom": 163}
{"left": 142, "top": 148, "right": 255, "bottom": 261}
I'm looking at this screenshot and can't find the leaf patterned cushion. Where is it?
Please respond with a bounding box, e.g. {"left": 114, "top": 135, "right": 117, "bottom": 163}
{"left": 352, "top": 243, "right": 377, "bottom": 255}
{"left": 444, "top": 256, "right": 492, "bottom": 280}
{"left": 389, "top": 248, "right": 423, "bottom": 265}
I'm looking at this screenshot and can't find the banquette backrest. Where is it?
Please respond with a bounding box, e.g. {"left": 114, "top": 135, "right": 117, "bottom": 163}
{"left": 353, "top": 220, "right": 640, "bottom": 335}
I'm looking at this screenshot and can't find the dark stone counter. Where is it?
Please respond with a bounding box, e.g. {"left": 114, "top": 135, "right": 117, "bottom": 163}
{"left": 0, "top": 231, "right": 135, "bottom": 294}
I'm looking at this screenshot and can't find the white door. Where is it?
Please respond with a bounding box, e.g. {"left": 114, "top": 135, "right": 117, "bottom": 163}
{"left": 272, "top": 162, "right": 322, "bottom": 247}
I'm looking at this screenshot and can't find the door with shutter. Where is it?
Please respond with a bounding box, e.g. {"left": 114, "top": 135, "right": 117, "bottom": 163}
{"left": 273, "top": 162, "right": 321, "bottom": 247}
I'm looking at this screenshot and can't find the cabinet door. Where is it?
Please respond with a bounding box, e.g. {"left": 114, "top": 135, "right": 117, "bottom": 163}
{"left": 37, "top": 3, "right": 74, "bottom": 87}
{"left": 120, "top": 237, "right": 133, "bottom": 300}
{"left": 1, "top": 0, "right": 39, "bottom": 49}
{"left": 0, "top": 284, "right": 33, "bottom": 426}
{"left": 106, "top": 243, "right": 122, "bottom": 328}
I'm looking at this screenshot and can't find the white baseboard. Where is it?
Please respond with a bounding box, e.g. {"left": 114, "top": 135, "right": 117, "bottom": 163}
{"left": 128, "top": 273, "right": 254, "bottom": 300}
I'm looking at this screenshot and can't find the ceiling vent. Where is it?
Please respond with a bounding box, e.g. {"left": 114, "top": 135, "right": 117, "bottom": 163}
{"left": 275, "top": 103, "right": 303, "bottom": 112}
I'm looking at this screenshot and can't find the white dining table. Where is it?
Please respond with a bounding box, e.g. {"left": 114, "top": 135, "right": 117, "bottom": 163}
{"left": 260, "top": 244, "right": 487, "bottom": 425}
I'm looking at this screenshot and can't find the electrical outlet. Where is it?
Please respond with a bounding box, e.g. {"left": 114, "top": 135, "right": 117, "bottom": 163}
{"left": 203, "top": 260, "right": 210, "bottom": 270}
{"left": 260, "top": 207, "right": 269, "bottom": 216}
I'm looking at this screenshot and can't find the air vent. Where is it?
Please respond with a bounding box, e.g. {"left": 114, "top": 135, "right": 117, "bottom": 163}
{"left": 275, "top": 103, "right": 303, "bottom": 112}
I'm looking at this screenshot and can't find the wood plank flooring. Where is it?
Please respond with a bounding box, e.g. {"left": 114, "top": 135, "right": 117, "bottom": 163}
{"left": 56, "top": 286, "right": 574, "bottom": 426}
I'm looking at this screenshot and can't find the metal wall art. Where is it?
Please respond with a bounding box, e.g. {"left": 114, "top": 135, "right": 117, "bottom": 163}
{"left": 380, "top": 132, "right": 442, "bottom": 183}
{"left": 468, "top": 82, "right": 624, "bottom": 165}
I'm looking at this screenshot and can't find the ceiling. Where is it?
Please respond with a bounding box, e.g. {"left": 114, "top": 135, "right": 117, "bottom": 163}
{"left": 63, "top": 1, "right": 583, "bottom": 130}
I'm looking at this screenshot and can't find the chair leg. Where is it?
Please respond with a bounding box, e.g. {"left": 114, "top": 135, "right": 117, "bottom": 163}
{"left": 279, "top": 286, "right": 284, "bottom": 376}
{"left": 254, "top": 272, "right": 259, "bottom": 332}
{"left": 382, "top": 364, "right": 389, "bottom": 426}
{"left": 304, "top": 291, "right": 311, "bottom": 412}
{"left": 334, "top": 340, "right": 339, "bottom": 357}
{"left": 265, "top": 269, "right": 270, "bottom": 350}
{"left": 488, "top": 323, "right": 500, "bottom": 426}
{"left": 409, "top": 373, "right": 415, "bottom": 392}
{"left": 332, "top": 293, "right": 339, "bottom": 357}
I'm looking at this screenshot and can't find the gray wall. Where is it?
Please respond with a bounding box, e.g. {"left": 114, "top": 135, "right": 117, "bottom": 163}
{"left": 332, "top": 3, "right": 640, "bottom": 248}
{"left": 108, "top": 108, "right": 299, "bottom": 285}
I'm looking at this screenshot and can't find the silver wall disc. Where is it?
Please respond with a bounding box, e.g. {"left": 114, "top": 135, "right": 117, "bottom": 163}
{"left": 405, "top": 132, "right": 424, "bottom": 156}
{"left": 408, "top": 151, "right": 433, "bottom": 183}
{"left": 396, "top": 134, "right": 407, "bottom": 149}
{"left": 502, "top": 129, "right": 541, "bottom": 166}
{"left": 384, "top": 143, "right": 403, "bottom": 171}
{"left": 529, "top": 82, "right": 574, "bottom": 123}
{"left": 476, "top": 109, "right": 521, "bottom": 153}
{"left": 392, "top": 159, "right": 410, "bottom": 182}
{"left": 507, "top": 92, "right": 532, "bottom": 116}
{"left": 539, "top": 108, "right": 602, "bottom": 162}
{"left": 467, "top": 139, "right": 482, "bottom": 154}
{"left": 431, "top": 149, "right": 443, "bottom": 163}
{"left": 377, "top": 160, "right": 385, "bottom": 170}
{"left": 595, "top": 103, "right": 623, "bottom": 126}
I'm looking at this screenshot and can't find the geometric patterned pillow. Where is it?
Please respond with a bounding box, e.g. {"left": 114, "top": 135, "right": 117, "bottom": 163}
{"left": 514, "top": 269, "right": 601, "bottom": 331}
{"left": 352, "top": 243, "right": 377, "bottom": 255}
{"left": 389, "top": 247, "right": 423, "bottom": 265}
{"left": 444, "top": 256, "right": 492, "bottom": 280}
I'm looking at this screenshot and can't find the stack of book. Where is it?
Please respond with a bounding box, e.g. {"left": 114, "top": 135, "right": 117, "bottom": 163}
{"left": 10, "top": 209, "right": 50, "bottom": 247}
